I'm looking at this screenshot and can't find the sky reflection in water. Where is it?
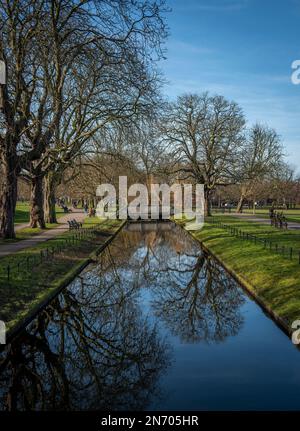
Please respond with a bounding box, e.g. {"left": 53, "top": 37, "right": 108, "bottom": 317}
{"left": 0, "top": 222, "right": 300, "bottom": 411}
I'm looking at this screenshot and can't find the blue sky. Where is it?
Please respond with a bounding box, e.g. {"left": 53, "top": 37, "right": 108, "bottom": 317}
{"left": 161, "top": 0, "right": 300, "bottom": 168}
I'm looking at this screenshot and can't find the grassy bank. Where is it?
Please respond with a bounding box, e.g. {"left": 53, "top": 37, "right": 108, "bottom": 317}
{"left": 177, "top": 216, "right": 300, "bottom": 333}
{"left": 0, "top": 218, "right": 124, "bottom": 337}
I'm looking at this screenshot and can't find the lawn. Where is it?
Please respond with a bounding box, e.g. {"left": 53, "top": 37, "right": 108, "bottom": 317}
{"left": 15, "top": 201, "right": 65, "bottom": 224}
{"left": 82, "top": 215, "right": 104, "bottom": 226}
{"left": 1, "top": 224, "right": 60, "bottom": 244}
{"left": 14, "top": 201, "right": 31, "bottom": 223}
{"left": 211, "top": 214, "right": 300, "bottom": 252}
{"left": 0, "top": 202, "right": 68, "bottom": 244}
{"left": 0, "top": 218, "right": 124, "bottom": 336}
{"left": 177, "top": 215, "right": 300, "bottom": 331}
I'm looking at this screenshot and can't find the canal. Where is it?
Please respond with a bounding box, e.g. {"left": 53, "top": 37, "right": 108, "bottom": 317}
{"left": 0, "top": 222, "right": 300, "bottom": 410}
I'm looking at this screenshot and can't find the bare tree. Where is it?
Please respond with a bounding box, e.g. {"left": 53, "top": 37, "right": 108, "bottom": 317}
{"left": 0, "top": 0, "right": 45, "bottom": 237}
{"left": 27, "top": 0, "right": 168, "bottom": 227}
{"left": 0, "top": 0, "right": 169, "bottom": 234}
{"left": 162, "top": 93, "right": 245, "bottom": 216}
{"left": 236, "top": 123, "right": 283, "bottom": 213}
{"left": 267, "top": 162, "right": 298, "bottom": 208}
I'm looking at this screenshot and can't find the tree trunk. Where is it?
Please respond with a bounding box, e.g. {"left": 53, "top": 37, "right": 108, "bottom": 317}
{"left": 44, "top": 172, "right": 57, "bottom": 224}
{"left": 236, "top": 194, "right": 245, "bottom": 213}
{"left": 0, "top": 150, "right": 17, "bottom": 239}
{"left": 204, "top": 188, "right": 211, "bottom": 217}
{"left": 30, "top": 166, "right": 46, "bottom": 228}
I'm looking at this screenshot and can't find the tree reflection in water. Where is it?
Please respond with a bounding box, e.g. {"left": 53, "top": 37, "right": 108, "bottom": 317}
{"left": 151, "top": 252, "right": 245, "bottom": 343}
{"left": 104, "top": 223, "right": 245, "bottom": 343}
{"left": 0, "top": 269, "right": 171, "bottom": 411}
{"left": 0, "top": 222, "right": 245, "bottom": 411}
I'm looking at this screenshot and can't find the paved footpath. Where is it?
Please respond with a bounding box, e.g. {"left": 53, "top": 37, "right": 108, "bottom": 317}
{"left": 221, "top": 212, "right": 300, "bottom": 230}
{"left": 0, "top": 210, "right": 85, "bottom": 257}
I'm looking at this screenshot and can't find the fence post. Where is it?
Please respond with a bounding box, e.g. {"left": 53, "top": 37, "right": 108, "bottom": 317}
{"left": 7, "top": 265, "right": 10, "bottom": 282}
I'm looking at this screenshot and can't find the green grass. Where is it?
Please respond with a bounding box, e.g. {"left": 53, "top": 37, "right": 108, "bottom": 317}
{"left": 1, "top": 214, "right": 104, "bottom": 245}
{"left": 210, "top": 214, "right": 300, "bottom": 252}
{"left": 0, "top": 202, "right": 69, "bottom": 244}
{"left": 0, "top": 218, "right": 123, "bottom": 334}
{"left": 0, "top": 223, "right": 60, "bottom": 244}
{"left": 83, "top": 216, "right": 106, "bottom": 227}
{"left": 177, "top": 215, "right": 300, "bottom": 330}
{"left": 14, "top": 201, "right": 65, "bottom": 224}
{"left": 14, "top": 202, "right": 31, "bottom": 223}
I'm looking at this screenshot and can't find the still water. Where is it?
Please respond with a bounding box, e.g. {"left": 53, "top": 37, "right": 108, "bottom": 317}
{"left": 0, "top": 222, "right": 300, "bottom": 411}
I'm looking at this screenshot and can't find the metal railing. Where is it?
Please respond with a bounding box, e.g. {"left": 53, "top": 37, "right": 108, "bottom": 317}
{"left": 1, "top": 225, "right": 100, "bottom": 283}
{"left": 210, "top": 217, "right": 300, "bottom": 264}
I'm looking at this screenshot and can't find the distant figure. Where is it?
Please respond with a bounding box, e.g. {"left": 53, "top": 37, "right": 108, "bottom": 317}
{"left": 270, "top": 209, "right": 288, "bottom": 230}
{"left": 88, "top": 207, "right": 95, "bottom": 217}
{"left": 269, "top": 208, "right": 274, "bottom": 226}
{"left": 274, "top": 212, "right": 279, "bottom": 228}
